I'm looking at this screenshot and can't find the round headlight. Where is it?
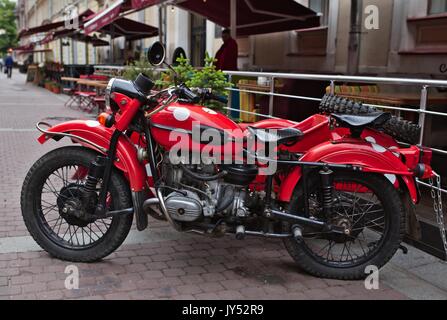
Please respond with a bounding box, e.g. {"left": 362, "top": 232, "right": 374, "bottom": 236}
{"left": 105, "top": 78, "right": 116, "bottom": 110}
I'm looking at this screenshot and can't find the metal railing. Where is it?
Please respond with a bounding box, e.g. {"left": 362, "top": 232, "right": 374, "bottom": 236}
{"left": 221, "top": 70, "right": 447, "bottom": 195}
{"left": 223, "top": 70, "right": 447, "bottom": 149}
{"left": 93, "top": 64, "right": 447, "bottom": 166}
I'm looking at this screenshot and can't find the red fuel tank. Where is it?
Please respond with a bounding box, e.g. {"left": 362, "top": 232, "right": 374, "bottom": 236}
{"left": 150, "top": 103, "right": 244, "bottom": 151}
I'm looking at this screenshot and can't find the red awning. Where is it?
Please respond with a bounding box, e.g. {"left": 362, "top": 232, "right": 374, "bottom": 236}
{"left": 19, "top": 9, "right": 95, "bottom": 38}
{"left": 13, "top": 43, "right": 35, "bottom": 51}
{"left": 16, "top": 49, "right": 52, "bottom": 55}
{"left": 131, "top": 0, "right": 160, "bottom": 10}
{"left": 175, "top": 0, "right": 320, "bottom": 36}
{"left": 84, "top": 0, "right": 126, "bottom": 34}
{"left": 95, "top": 17, "right": 159, "bottom": 40}
{"left": 53, "top": 30, "right": 110, "bottom": 47}
{"left": 38, "top": 33, "right": 54, "bottom": 45}
{"left": 19, "top": 21, "right": 64, "bottom": 38}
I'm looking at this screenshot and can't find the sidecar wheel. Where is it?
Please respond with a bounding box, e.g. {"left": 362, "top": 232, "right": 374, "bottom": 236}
{"left": 283, "top": 171, "right": 405, "bottom": 280}
{"left": 21, "top": 146, "right": 133, "bottom": 262}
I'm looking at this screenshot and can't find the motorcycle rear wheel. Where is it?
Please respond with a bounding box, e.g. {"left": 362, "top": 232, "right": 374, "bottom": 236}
{"left": 21, "top": 146, "right": 133, "bottom": 262}
{"left": 283, "top": 171, "right": 405, "bottom": 280}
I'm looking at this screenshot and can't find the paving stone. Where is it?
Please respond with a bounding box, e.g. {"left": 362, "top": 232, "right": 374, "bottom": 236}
{"left": 0, "top": 277, "right": 8, "bottom": 287}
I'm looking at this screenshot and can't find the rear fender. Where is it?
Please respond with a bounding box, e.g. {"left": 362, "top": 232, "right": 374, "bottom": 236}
{"left": 279, "top": 141, "right": 419, "bottom": 204}
{"left": 38, "top": 120, "right": 147, "bottom": 192}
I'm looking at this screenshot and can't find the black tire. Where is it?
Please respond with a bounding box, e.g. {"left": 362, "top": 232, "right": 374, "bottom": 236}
{"left": 320, "top": 94, "right": 421, "bottom": 144}
{"left": 21, "top": 146, "right": 133, "bottom": 262}
{"left": 283, "top": 171, "right": 405, "bottom": 280}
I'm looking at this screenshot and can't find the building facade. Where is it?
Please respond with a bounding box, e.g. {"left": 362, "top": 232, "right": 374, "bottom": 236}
{"left": 16, "top": 0, "right": 447, "bottom": 78}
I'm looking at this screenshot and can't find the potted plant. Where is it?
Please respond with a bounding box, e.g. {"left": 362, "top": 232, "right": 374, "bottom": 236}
{"left": 51, "top": 82, "right": 61, "bottom": 94}
{"left": 156, "top": 54, "right": 232, "bottom": 112}
{"left": 122, "top": 57, "right": 157, "bottom": 81}
{"left": 44, "top": 80, "right": 52, "bottom": 91}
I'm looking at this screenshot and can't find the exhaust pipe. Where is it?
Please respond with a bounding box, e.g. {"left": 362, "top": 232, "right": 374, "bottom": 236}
{"left": 155, "top": 188, "right": 182, "bottom": 231}
{"left": 142, "top": 191, "right": 182, "bottom": 231}
{"left": 142, "top": 198, "right": 160, "bottom": 211}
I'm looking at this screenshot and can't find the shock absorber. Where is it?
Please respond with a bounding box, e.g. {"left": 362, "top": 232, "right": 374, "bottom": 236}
{"left": 82, "top": 157, "right": 106, "bottom": 211}
{"left": 319, "top": 168, "right": 334, "bottom": 218}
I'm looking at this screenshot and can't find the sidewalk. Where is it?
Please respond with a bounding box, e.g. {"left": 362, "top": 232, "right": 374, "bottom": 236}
{"left": 0, "top": 72, "right": 446, "bottom": 300}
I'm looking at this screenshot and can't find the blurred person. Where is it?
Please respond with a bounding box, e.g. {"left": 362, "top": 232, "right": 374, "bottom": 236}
{"left": 5, "top": 50, "right": 14, "bottom": 79}
{"left": 215, "top": 29, "right": 238, "bottom": 71}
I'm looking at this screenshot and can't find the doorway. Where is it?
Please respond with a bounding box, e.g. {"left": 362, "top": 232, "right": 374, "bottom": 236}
{"left": 190, "top": 13, "right": 206, "bottom": 67}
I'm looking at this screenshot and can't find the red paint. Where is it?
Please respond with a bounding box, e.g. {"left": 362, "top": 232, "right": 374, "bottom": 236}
{"left": 38, "top": 90, "right": 432, "bottom": 206}
{"left": 112, "top": 93, "right": 141, "bottom": 132}
{"left": 278, "top": 140, "right": 420, "bottom": 203}
{"left": 38, "top": 120, "right": 147, "bottom": 192}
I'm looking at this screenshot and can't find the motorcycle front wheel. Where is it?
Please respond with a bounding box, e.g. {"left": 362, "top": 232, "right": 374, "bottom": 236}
{"left": 283, "top": 171, "right": 405, "bottom": 280}
{"left": 21, "top": 146, "right": 133, "bottom": 262}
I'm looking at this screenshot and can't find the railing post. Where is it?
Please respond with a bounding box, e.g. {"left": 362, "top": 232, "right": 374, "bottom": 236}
{"left": 227, "top": 74, "right": 233, "bottom": 116}
{"left": 418, "top": 85, "right": 428, "bottom": 145}
{"left": 269, "top": 77, "right": 275, "bottom": 116}
{"left": 330, "top": 80, "right": 335, "bottom": 95}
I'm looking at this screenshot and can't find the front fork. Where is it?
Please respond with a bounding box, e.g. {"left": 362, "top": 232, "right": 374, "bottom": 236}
{"left": 80, "top": 130, "right": 134, "bottom": 220}
{"left": 95, "top": 130, "right": 121, "bottom": 216}
{"left": 83, "top": 116, "right": 157, "bottom": 230}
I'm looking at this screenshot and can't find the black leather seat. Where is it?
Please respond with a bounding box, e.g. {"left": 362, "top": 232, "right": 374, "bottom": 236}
{"left": 248, "top": 127, "right": 304, "bottom": 145}
{"left": 331, "top": 112, "right": 391, "bottom": 129}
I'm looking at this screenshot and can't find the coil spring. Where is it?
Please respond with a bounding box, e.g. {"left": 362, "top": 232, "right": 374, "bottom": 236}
{"left": 83, "top": 157, "right": 106, "bottom": 196}
{"left": 320, "top": 169, "right": 334, "bottom": 216}
{"left": 321, "top": 185, "right": 334, "bottom": 210}
{"left": 84, "top": 175, "right": 99, "bottom": 195}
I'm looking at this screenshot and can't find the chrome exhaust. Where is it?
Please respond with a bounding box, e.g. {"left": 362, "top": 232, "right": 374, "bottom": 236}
{"left": 155, "top": 188, "right": 182, "bottom": 231}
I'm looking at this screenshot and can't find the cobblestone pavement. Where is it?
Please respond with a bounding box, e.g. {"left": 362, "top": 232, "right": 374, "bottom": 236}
{"left": 0, "top": 72, "right": 446, "bottom": 300}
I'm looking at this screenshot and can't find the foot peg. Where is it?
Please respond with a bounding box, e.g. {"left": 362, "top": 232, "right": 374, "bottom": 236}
{"left": 235, "top": 225, "right": 245, "bottom": 240}
{"left": 292, "top": 226, "right": 303, "bottom": 242}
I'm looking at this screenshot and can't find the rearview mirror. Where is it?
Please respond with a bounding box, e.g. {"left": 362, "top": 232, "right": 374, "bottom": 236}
{"left": 147, "top": 41, "right": 166, "bottom": 66}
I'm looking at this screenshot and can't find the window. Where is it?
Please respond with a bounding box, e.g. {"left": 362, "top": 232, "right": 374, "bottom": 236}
{"left": 429, "top": 0, "right": 447, "bottom": 14}
{"left": 308, "top": 0, "right": 329, "bottom": 25}
{"left": 215, "top": 25, "right": 223, "bottom": 39}
{"left": 308, "top": 0, "right": 324, "bottom": 14}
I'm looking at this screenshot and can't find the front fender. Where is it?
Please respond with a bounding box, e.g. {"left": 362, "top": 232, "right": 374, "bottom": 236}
{"left": 38, "top": 120, "right": 147, "bottom": 192}
{"left": 279, "top": 141, "right": 419, "bottom": 204}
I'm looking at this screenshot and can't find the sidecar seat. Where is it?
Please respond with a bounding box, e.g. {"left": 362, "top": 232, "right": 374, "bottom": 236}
{"left": 331, "top": 112, "right": 391, "bottom": 138}
{"left": 247, "top": 127, "right": 304, "bottom": 146}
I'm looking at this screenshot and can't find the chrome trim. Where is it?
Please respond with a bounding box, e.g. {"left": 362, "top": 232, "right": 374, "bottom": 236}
{"left": 223, "top": 70, "right": 447, "bottom": 87}
{"left": 156, "top": 188, "right": 182, "bottom": 231}
{"left": 228, "top": 230, "right": 293, "bottom": 239}
{"left": 105, "top": 78, "right": 116, "bottom": 109}
{"left": 36, "top": 122, "right": 108, "bottom": 154}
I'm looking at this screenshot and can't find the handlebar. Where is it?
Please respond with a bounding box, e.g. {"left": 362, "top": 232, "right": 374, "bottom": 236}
{"left": 207, "top": 93, "right": 228, "bottom": 104}
{"left": 179, "top": 84, "right": 201, "bottom": 104}
{"left": 145, "top": 85, "right": 229, "bottom": 118}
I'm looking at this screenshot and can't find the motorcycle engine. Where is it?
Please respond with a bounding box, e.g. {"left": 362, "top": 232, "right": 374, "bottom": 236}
{"left": 163, "top": 161, "right": 259, "bottom": 223}
{"left": 165, "top": 190, "right": 202, "bottom": 222}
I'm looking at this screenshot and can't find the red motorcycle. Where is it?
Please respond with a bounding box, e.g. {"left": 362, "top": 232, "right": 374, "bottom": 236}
{"left": 22, "top": 42, "right": 434, "bottom": 280}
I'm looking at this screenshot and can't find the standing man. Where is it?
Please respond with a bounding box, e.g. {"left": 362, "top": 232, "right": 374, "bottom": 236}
{"left": 215, "top": 29, "right": 238, "bottom": 71}
{"left": 5, "top": 49, "right": 14, "bottom": 79}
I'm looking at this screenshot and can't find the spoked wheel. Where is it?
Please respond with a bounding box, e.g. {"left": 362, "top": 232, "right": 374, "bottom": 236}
{"left": 283, "top": 171, "right": 404, "bottom": 280}
{"left": 21, "top": 147, "right": 133, "bottom": 262}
